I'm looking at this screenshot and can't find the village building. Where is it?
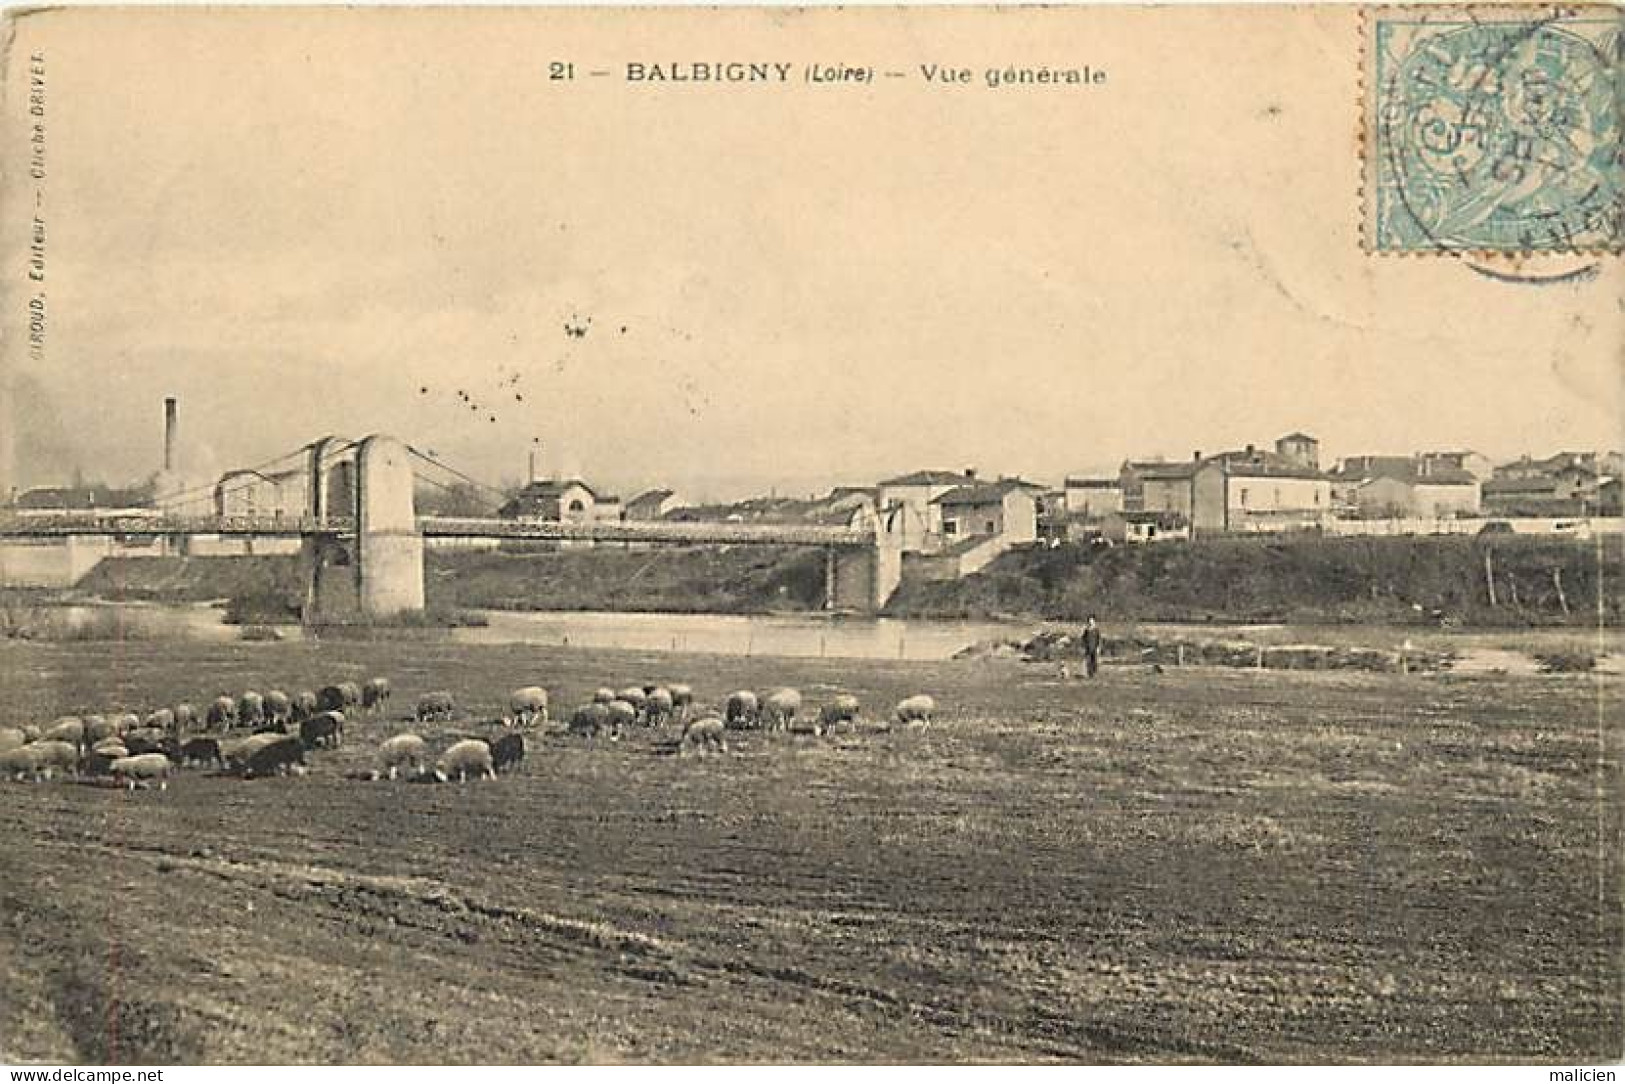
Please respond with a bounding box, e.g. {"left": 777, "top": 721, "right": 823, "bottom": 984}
{"left": 499, "top": 478, "right": 618, "bottom": 523}
{"left": 1099, "top": 509, "right": 1190, "bottom": 544}
{"left": 876, "top": 469, "right": 979, "bottom": 553}
{"left": 622, "top": 488, "right": 684, "bottom": 522}
{"left": 1329, "top": 456, "right": 1480, "bottom": 518}
{"left": 213, "top": 467, "right": 306, "bottom": 519}
{"left": 930, "top": 479, "right": 1040, "bottom": 545}
{"left": 1190, "top": 445, "right": 1330, "bottom": 533}
{"left": 1062, "top": 476, "right": 1124, "bottom": 518}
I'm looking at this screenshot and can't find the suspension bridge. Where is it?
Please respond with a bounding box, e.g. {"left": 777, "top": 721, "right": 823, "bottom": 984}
{"left": 0, "top": 434, "right": 903, "bottom": 617}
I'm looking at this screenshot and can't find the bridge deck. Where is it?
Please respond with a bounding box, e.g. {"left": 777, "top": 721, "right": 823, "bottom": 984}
{"left": 0, "top": 513, "right": 875, "bottom": 548}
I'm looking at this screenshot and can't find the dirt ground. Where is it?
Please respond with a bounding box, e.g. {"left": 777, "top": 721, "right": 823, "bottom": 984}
{"left": 0, "top": 640, "right": 1619, "bottom": 1064}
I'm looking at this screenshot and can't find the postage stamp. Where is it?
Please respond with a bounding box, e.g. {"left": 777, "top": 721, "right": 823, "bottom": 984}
{"left": 1364, "top": 5, "right": 1623, "bottom": 254}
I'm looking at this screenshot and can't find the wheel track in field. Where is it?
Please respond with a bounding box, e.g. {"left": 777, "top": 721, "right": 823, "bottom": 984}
{"left": 71, "top": 836, "right": 1256, "bottom": 1062}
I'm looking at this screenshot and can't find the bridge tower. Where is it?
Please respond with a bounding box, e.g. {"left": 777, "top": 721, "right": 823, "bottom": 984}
{"left": 826, "top": 505, "right": 904, "bottom": 612}
{"left": 354, "top": 435, "right": 424, "bottom": 617}
{"left": 300, "top": 434, "right": 425, "bottom": 622}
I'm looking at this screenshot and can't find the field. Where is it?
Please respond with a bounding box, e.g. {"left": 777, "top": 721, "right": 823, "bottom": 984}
{"left": 0, "top": 641, "right": 1620, "bottom": 1064}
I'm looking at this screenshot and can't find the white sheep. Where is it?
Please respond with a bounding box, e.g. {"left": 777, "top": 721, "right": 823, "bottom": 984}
{"left": 0, "top": 744, "right": 42, "bottom": 779}
{"left": 0, "top": 727, "right": 26, "bottom": 753}
{"left": 894, "top": 694, "right": 936, "bottom": 728}
{"left": 508, "top": 686, "right": 549, "bottom": 727}
{"left": 377, "top": 733, "right": 429, "bottom": 780}
{"left": 28, "top": 740, "right": 79, "bottom": 780}
{"left": 43, "top": 717, "right": 85, "bottom": 750}
{"left": 111, "top": 753, "right": 174, "bottom": 791}
{"left": 680, "top": 715, "right": 728, "bottom": 756}
{"left": 761, "top": 688, "right": 803, "bottom": 731}
{"left": 435, "top": 738, "right": 495, "bottom": 783}
{"left": 820, "top": 694, "right": 862, "bottom": 730}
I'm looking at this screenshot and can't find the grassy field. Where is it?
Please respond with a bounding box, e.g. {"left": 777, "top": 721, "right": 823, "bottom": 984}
{"left": 0, "top": 642, "right": 1619, "bottom": 1064}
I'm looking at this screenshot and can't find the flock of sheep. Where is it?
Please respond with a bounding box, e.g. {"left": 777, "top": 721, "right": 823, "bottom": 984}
{"left": 0, "top": 674, "right": 938, "bottom": 790}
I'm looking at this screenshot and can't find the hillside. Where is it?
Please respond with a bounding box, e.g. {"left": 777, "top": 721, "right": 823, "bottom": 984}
{"left": 885, "top": 534, "right": 1621, "bottom": 627}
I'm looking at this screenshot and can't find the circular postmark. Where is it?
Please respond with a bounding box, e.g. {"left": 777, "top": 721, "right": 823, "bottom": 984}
{"left": 1375, "top": 12, "right": 1622, "bottom": 254}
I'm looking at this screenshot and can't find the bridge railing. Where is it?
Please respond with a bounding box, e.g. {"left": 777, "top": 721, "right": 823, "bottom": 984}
{"left": 418, "top": 516, "right": 877, "bottom": 547}
{"left": 0, "top": 512, "right": 356, "bottom": 536}
{"left": 0, "top": 511, "right": 877, "bottom": 546}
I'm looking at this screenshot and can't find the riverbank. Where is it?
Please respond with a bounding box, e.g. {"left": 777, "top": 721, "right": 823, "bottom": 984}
{"left": 887, "top": 534, "right": 1621, "bottom": 628}
{"left": 39, "top": 533, "right": 1625, "bottom": 631}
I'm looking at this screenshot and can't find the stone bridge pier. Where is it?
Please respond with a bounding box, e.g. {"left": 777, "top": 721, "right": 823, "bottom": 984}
{"left": 825, "top": 507, "right": 903, "bottom": 612}
{"left": 301, "top": 434, "right": 424, "bottom": 622}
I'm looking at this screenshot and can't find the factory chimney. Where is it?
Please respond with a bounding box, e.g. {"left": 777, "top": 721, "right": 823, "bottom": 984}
{"left": 163, "top": 397, "right": 179, "bottom": 472}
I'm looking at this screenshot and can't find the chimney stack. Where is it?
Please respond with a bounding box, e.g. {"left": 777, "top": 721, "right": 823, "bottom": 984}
{"left": 528, "top": 449, "right": 537, "bottom": 483}
{"left": 1192, "top": 450, "right": 1202, "bottom": 462}
{"left": 163, "top": 397, "right": 178, "bottom": 472}
{"left": 964, "top": 467, "right": 977, "bottom": 480}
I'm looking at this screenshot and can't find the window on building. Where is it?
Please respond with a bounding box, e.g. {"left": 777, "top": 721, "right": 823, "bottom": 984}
{"left": 568, "top": 499, "right": 586, "bottom": 512}
{"left": 985, "top": 520, "right": 996, "bottom": 533}
{"left": 1239, "top": 488, "right": 1249, "bottom": 507}
{"left": 943, "top": 520, "right": 957, "bottom": 535}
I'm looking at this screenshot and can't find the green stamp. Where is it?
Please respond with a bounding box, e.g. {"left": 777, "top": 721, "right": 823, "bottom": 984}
{"left": 1366, "top": 6, "right": 1623, "bottom": 253}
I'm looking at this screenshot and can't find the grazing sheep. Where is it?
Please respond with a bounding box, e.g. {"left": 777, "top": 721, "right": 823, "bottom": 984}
{"left": 569, "top": 702, "right": 611, "bottom": 737}
{"left": 179, "top": 737, "right": 225, "bottom": 769}
{"left": 145, "top": 708, "right": 176, "bottom": 734}
{"left": 616, "top": 687, "right": 648, "bottom": 714}
{"left": 111, "top": 753, "right": 173, "bottom": 791}
{"left": 761, "top": 688, "right": 803, "bottom": 731}
{"left": 83, "top": 742, "right": 128, "bottom": 776}
{"left": 21, "top": 723, "right": 43, "bottom": 743}
{"left": 362, "top": 677, "right": 391, "bottom": 716}
{"left": 291, "top": 690, "right": 318, "bottom": 723}
{"left": 237, "top": 692, "right": 266, "bottom": 730}
{"left": 316, "top": 685, "right": 348, "bottom": 714}
{"left": 221, "top": 732, "right": 282, "bottom": 769}
{"left": 592, "top": 687, "right": 617, "bottom": 704}
{"left": 173, "top": 703, "right": 198, "bottom": 732}
{"left": 490, "top": 732, "right": 526, "bottom": 773}
{"left": 508, "top": 686, "right": 549, "bottom": 727}
{"left": 300, "top": 711, "right": 345, "bottom": 750}
{"left": 82, "top": 715, "right": 113, "bottom": 745}
{"left": 241, "top": 734, "right": 306, "bottom": 779}
{"left": 27, "top": 740, "right": 80, "bottom": 780}
{"left": 43, "top": 717, "right": 85, "bottom": 750}
{"left": 206, "top": 696, "right": 238, "bottom": 730}
{"left": 605, "top": 699, "right": 638, "bottom": 732}
{"left": 669, "top": 684, "right": 695, "bottom": 722}
{"left": 263, "top": 690, "right": 292, "bottom": 727}
{"left": 820, "top": 694, "right": 862, "bottom": 729}
{"left": 435, "top": 738, "right": 495, "bottom": 783}
{"left": 416, "top": 690, "right": 456, "bottom": 723}
{"left": 894, "top": 694, "right": 936, "bottom": 728}
{"left": 110, "top": 714, "right": 139, "bottom": 736}
{"left": 0, "top": 727, "right": 26, "bottom": 753}
{"left": 376, "top": 733, "right": 428, "bottom": 780}
{"left": 0, "top": 744, "right": 43, "bottom": 780}
{"left": 643, "top": 687, "right": 675, "bottom": 726}
{"left": 725, "top": 690, "right": 760, "bottom": 729}
{"left": 680, "top": 714, "right": 727, "bottom": 756}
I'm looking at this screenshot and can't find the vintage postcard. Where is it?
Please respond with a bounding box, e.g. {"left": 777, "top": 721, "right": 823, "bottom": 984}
{"left": 0, "top": 3, "right": 1620, "bottom": 1068}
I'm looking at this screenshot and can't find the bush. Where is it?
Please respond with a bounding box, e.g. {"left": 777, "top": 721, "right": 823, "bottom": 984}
{"left": 1535, "top": 650, "right": 1598, "bottom": 673}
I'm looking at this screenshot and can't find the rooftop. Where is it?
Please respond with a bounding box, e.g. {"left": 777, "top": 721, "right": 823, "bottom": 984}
{"left": 878, "top": 469, "right": 977, "bottom": 487}
{"left": 932, "top": 480, "right": 1042, "bottom": 506}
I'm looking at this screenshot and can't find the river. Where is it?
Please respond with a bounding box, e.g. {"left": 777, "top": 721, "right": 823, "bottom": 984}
{"left": 28, "top": 602, "right": 1622, "bottom": 671}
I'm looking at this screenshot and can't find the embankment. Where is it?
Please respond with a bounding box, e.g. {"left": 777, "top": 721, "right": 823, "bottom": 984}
{"left": 885, "top": 534, "right": 1621, "bottom": 627}
{"left": 58, "top": 534, "right": 1622, "bottom": 627}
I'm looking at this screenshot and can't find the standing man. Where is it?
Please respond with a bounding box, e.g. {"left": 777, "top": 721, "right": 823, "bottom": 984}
{"left": 1081, "top": 615, "right": 1103, "bottom": 678}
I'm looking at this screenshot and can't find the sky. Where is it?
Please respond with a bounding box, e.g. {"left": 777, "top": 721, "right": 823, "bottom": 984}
{"left": 3, "top": 6, "right": 1621, "bottom": 502}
